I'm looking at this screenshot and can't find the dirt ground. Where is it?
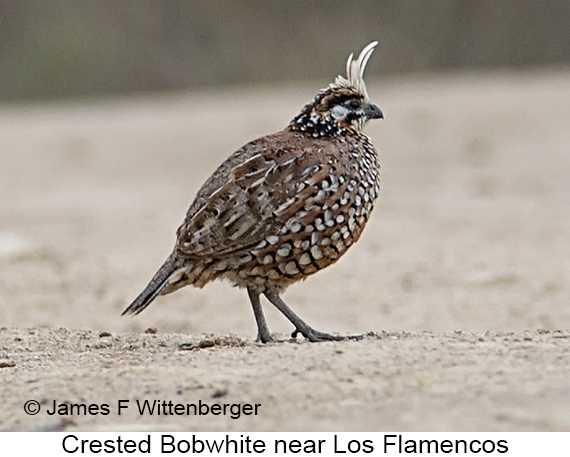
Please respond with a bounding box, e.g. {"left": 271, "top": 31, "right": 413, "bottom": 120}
{"left": 1, "top": 69, "right": 569, "bottom": 432}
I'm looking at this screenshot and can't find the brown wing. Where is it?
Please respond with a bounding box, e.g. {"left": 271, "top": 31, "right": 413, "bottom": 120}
{"left": 175, "top": 129, "right": 340, "bottom": 259}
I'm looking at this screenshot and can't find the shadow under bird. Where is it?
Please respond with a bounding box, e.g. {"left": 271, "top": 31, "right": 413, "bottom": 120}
{"left": 123, "top": 41, "right": 383, "bottom": 342}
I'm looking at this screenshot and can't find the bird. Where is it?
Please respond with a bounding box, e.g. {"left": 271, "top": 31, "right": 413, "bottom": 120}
{"left": 122, "top": 41, "right": 383, "bottom": 343}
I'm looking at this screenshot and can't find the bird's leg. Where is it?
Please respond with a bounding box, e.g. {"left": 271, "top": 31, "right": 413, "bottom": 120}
{"left": 263, "top": 292, "right": 345, "bottom": 342}
{"left": 247, "top": 287, "right": 274, "bottom": 343}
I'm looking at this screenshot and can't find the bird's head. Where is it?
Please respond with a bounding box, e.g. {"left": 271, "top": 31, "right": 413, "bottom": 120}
{"left": 291, "top": 41, "right": 383, "bottom": 137}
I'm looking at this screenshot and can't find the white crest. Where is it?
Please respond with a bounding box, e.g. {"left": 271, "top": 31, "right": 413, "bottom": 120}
{"left": 332, "top": 41, "right": 378, "bottom": 100}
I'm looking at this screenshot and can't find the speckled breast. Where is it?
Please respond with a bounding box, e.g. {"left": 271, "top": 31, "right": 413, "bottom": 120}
{"left": 214, "top": 133, "right": 380, "bottom": 292}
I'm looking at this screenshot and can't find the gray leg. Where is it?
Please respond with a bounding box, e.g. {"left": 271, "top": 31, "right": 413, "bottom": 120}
{"left": 263, "top": 291, "right": 345, "bottom": 342}
{"left": 247, "top": 287, "right": 273, "bottom": 343}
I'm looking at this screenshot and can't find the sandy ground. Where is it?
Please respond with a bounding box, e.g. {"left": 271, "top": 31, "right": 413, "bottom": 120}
{"left": 1, "top": 69, "right": 570, "bottom": 432}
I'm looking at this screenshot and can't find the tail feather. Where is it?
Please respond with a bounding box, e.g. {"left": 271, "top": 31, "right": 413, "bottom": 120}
{"left": 122, "top": 257, "right": 177, "bottom": 316}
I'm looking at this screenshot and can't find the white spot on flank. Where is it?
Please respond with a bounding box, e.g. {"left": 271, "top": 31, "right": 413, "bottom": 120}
{"left": 311, "top": 232, "right": 319, "bottom": 245}
{"left": 268, "top": 269, "right": 280, "bottom": 279}
{"left": 320, "top": 237, "right": 332, "bottom": 246}
{"left": 289, "top": 221, "right": 302, "bottom": 233}
{"left": 277, "top": 244, "right": 292, "bottom": 258}
{"left": 334, "top": 239, "right": 346, "bottom": 251}
{"left": 348, "top": 216, "right": 357, "bottom": 231}
{"left": 298, "top": 253, "right": 312, "bottom": 266}
{"left": 285, "top": 261, "right": 300, "bottom": 275}
{"left": 311, "top": 245, "right": 323, "bottom": 260}
{"left": 315, "top": 189, "right": 326, "bottom": 201}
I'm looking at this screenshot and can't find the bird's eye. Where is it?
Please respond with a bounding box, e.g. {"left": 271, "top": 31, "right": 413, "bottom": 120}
{"left": 348, "top": 100, "right": 360, "bottom": 109}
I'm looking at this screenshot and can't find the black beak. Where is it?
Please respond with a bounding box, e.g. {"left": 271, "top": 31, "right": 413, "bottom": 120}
{"left": 365, "top": 104, "right": 383, "bottom": 120}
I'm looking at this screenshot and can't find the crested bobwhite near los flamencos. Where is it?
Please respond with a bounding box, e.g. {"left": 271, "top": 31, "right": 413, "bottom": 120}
{"left": 123, "top": 42, "right": 383, "bottom": 343}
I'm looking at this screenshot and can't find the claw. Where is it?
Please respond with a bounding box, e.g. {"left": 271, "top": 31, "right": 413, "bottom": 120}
{"left": 256, "top": 332, "right": 274, "bottom": 344}
{"left": 291, "top": 327, "right": 347, "bottom": 342}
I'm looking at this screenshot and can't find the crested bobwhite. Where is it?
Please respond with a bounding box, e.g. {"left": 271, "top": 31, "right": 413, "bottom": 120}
{"left": 123, "top": 41, "right": 383, "bottom": 343}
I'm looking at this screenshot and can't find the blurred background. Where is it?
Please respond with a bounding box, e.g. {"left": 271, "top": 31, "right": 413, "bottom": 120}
{"left": 1, "top": 0, "right": 569, "bottom": 101}
{"left": 1, "top": 0, "right": 569, "bottom": 336}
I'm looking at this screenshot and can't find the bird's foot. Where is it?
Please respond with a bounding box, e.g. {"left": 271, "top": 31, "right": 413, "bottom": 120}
{"left": 255, "top": 330, "right": 275, "bottom": 344}
{"left": 291, "top": 327, "right": 362, "bottom": 342}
